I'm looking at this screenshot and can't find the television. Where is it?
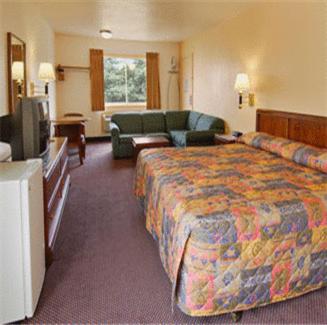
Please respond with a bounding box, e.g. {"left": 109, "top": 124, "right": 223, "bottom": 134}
{"left": 10, "top": 96, "right": 50, "bottom": 161}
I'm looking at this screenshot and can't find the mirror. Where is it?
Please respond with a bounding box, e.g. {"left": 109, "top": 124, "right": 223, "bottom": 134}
{"left": 7, "top": 32, "right": 27, "bottom": 114}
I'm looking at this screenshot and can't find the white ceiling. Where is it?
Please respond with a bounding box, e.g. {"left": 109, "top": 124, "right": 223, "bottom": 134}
{"left": 33, "top": 0, "right": 253, "bottom": 42}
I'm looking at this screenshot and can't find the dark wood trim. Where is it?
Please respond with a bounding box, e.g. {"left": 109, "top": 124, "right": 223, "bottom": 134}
{"left": 256, "top": 109, "right": 327, "bottom": 148}
{"left": 8, "top": 32, "right": 25, "bottom": 45}
{"left": 57, "top": 64, "right": 90, "bottom": 70}
{"left": 86, "top": 136, "right": 111, "bottom": 142}
{"left": 7, "top": 32, "right": 27, "bottom": 114}
{"left": 56, "top": 64, "right": 90, "bottom": 81}
{"left": 7, "top": 33, "right": 13, "bottom": 113}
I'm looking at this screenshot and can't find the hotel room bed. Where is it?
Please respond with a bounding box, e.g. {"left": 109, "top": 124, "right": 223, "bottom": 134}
{"left": 134, "top": 111, "right": 327, "bottom": 317}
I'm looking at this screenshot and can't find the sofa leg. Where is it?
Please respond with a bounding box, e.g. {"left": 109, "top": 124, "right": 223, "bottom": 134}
{"left": 231, "top": 311, "right": 243, "bottom": 322}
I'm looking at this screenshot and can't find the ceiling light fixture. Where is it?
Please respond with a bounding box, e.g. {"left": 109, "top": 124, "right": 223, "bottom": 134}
{"left": 100, "top": 29, "right": 112, "bottom": 39}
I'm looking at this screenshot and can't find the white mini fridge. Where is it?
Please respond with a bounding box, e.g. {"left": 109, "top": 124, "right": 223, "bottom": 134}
{"left": 0, "top": 159, "right": 45, "bottom": 324}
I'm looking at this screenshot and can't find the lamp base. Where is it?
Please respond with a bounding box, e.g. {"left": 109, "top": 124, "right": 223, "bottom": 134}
{"left": 238, "top": 93, "right": 243, "bottom": 109}
{"left": 45, "top": 83, "right": 49, "bottom": 95}
{"left": 238, "top": 92, "right": 255, "bottom": 109}
{"left": 248, "top": 93, "right": 255, "bottom": 106}
{"left": 17, "top": 83, "right": 22, "bottom": 97}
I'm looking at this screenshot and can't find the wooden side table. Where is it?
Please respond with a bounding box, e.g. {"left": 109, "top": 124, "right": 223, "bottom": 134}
{"left": 52, "top": 116, "right": 90, "bottom": 165}
{"left": 214, "top": 134, "right": 237, "bottom": 145}
{"left": 132, "top": 136, "right": 170, "bottom": 162}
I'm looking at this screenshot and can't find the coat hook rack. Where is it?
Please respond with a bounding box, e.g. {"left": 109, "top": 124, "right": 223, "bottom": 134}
{"left": 56, "top": 64, "right": 90, "bottom": 81}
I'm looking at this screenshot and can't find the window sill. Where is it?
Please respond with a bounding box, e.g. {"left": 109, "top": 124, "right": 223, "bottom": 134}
{"left": 106, "top": 103, "right": 146, "bottom": 108}
{"left": 105, "top": 103, "right": 146, "bottom": 113}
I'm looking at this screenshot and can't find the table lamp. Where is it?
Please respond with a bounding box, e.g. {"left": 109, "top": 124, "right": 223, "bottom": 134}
{"left": 12, "top": 61, "right": 24, "bottom": 97}
{"left": 38, "top": 62, "right": 56, "bottom": 95}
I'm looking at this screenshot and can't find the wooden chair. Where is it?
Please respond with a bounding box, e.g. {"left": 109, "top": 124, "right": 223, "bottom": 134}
{"left": 54, "top": 121, "right": 86, "bottom": 165}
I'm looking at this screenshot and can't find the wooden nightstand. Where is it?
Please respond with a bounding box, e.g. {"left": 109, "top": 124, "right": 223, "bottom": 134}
{"left": 214, "top": 134, "right": 237, "bottom": 145}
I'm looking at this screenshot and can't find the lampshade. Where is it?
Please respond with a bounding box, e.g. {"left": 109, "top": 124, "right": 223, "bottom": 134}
{"left": 38, "top": 63, "right": 56, "bottom": 82}
{"left": 12, "top": 61, "right": 24, "bottom": 81}
{"left": 234, "top": 73, "right": 250, "bottom": 92}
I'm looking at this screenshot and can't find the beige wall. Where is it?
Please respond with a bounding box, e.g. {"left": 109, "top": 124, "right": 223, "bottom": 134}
{"left": 0, "top": 3, "right": 56, "bottom": 117}
{"left": 181, "top": 2, "right": 327, "bottom": 133}
{"left": 55, "top": 34, "right": 180, "bottom": 137}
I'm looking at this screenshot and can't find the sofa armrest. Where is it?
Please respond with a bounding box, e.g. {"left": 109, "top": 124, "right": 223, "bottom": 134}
{"left": 110, "top": 122, "right": 120, "bottom": 137}
{"left": 186, "top": 130, "right": 215, "bottom": 142}
{"left": 210, "top": 119, "right": 225, "bottom": 134}
{"left": 211, "top": 127, "right": 224, "bottom": 134}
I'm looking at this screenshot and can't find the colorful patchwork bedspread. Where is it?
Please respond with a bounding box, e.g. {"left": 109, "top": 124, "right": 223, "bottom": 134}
{"left": 134, "top": 142, "right": 327, "bottom": 316}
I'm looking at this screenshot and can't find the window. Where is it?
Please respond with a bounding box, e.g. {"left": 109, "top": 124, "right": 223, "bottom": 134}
{"left": 104, "top": 56, "right": 146, "bottom": 105}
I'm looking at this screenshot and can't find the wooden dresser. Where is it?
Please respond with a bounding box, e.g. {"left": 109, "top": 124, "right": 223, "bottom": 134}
{"left": 43, "top": 137, "right": 70, "bottom": 266}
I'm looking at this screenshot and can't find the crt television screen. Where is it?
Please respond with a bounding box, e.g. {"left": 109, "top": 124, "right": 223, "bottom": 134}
{"left": 38, "top": 101, "right": 49, "bottom": 120}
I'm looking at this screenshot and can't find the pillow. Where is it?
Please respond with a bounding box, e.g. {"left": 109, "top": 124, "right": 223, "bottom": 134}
{"left": 238, "top": 132, "right": 291, "bottom": 155}
{"left": 186, "top": 111, "right": 202, "bottom": 130}
{"left": 239, "top": 132, "right": 327, "bottom": 173}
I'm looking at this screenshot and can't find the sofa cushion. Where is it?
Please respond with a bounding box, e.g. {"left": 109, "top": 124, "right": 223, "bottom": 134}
{"left": 195, "top": 114, "right": 221, "bottom": 131}
{"left": 166, "top": 110, "right": 189, "bottom": 131}
{"left": 145, "top": 132, "right": 170, "bottom": 138}
{"left": 111, "top": 113, "right": 143, "bottom": 134}
{"left": 170, "top": 130, "right": 187, "bottom": 147}
{"left": 142, "top": 112, "right": 166, "bottom": 133}
{"left": 187, "top": 111, "right": 202, "bottom": 130}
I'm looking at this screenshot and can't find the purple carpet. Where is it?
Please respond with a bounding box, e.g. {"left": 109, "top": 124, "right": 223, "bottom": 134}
{"left": 27, "top": 142, "right": 327, "bottom": 324}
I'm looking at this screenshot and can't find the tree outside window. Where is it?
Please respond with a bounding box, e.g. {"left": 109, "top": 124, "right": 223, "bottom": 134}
{"left": 104, "top": 56, "right": 146, "bottom": 104}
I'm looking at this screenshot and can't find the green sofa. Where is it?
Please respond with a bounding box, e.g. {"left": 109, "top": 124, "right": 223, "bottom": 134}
{"left": 110, "top": 110, "right": 225, "bottom": 158}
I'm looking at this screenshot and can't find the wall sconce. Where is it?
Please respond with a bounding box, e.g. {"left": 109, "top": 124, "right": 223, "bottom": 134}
{"left": 234, "top": 73, "right": 255, "bottom": 109}
{"left": 12, "top": 61, "right": 24, "bottom": 97}
{"left": 38, "top": 62, "right": 56, "bottom": 95}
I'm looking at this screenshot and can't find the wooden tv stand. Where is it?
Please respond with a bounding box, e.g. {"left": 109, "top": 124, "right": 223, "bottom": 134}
{"left": 43, "top": 137, "right": 70, "bottom": 266}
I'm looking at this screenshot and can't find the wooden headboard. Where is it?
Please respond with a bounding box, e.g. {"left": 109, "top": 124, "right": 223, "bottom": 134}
{"left": 256, "top": 109, "right": 327, "bottom": 148}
